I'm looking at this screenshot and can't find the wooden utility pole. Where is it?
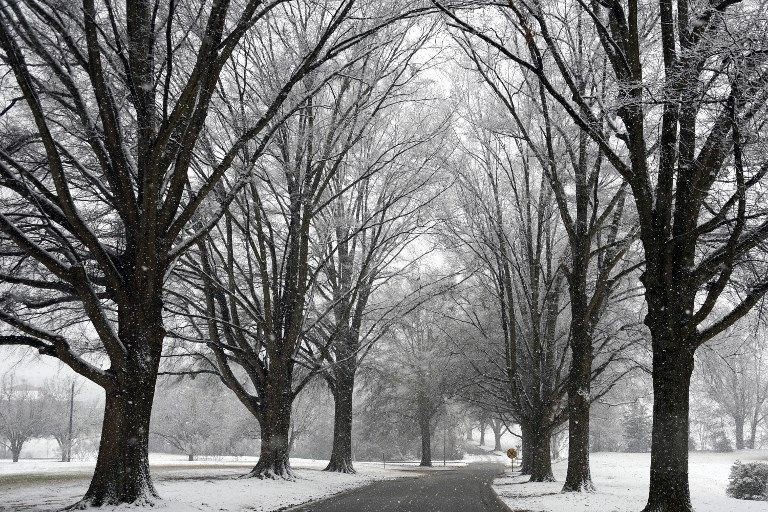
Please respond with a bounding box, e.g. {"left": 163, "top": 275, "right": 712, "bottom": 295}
{"left": 443, "top": 411, "right": 449, "bottom": 467}
{"left": 66, "top": 381, "right": 74, "bottom": 463}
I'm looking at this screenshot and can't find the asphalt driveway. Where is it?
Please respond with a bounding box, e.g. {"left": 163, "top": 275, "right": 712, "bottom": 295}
{"left": 288, "top": 462, "right": 511, "bottom": 512}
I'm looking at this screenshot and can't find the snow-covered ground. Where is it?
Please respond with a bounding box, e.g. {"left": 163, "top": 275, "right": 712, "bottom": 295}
{"left": 493, "top": 451, "right": 768, "bottom": 512}
{"left": 1, "top": 453, "right": 263, "bottom": 477}
{"left": 0, "top": 454, "right": 417, "bottom": 512}
{"left": 463, "top": 440, "right": 513, "bottom": 465}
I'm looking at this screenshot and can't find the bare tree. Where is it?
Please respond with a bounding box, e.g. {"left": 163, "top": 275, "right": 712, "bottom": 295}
{"left": 444, "top": 117, "right": 571, "bottom": 481}
{"left": 697, "top": 313, "right": 768, "bottom": 450}
{"left": 454, "top": 46, "right": 638, "bottom": 489}
{"left": 0, "top": 0, "right": 431, "bottom": 504}
{"left": 438, "top": 0, "right": 768, "bottom": 508}
{"left": 167, "top": 20, "right": 440, "bottom": 478}
{"left": 311, "top": 78, "right": 449, "bottom": 473}
{"left": 41, "top": 377, "right": 93, "bottom": 462}
{"left": 364, "top": 298, "right": 459, "bottom": 467}
{"left": 289, "top": 381, "right": 328, "bottom": 454}
{"left": 0, "top": 373, "right": 46, "bottom": 462}
{"left": 444, "top": 101, "right": 638, "bottom": 483}
{"left": 150, "top": 380, "right": 219, "bottom": 462}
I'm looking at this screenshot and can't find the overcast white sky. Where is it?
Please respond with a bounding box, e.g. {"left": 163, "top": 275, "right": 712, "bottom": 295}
{"left": 0, "top": 347, "right": 103, "bottom": 398}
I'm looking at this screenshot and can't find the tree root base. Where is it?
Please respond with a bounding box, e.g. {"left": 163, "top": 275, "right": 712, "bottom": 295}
{"left": 63, "top": 491, "right": 159, "bottom": 510}
{"left": 528, "top": 475, "right": 556, "bottom": 483}
{"left": 640, "top": 502, "right": 694, "bottom": 512}
{"left": 324, "top": 461, "right": 356, "bottom": 474}
{"left": 561, "top": 480, "right": 596, "bottom": 493}
{"left": 245, "top": 465, "right": 295, "bottom": 481}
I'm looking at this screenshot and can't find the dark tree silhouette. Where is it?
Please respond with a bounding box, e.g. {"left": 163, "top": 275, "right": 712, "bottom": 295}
{"left": 0, "top": 0, "right": 412, "bottom": 504}
{"left": 438, "top": 0, "right": 768, "bottom": 508}
{"left": 167, "top": 20, "right": 442, "bottom": 478}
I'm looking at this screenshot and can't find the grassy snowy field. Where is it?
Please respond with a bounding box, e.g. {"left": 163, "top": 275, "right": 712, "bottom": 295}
{"left": 0, "top": 454, "right": 423, "bottom": 512}
{"left": 494, "top": 450, "right": 768, "bottom": 512}
{"left": 11, "top": 449, "right": 761, "bottom": 511}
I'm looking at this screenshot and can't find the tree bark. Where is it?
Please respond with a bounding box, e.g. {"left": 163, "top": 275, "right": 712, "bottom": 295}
{"left": 66, "top": 379, "right": 74, "bottom": 463}
{"left": 551, "top": 431, "right": 560, "bottom": 461}
{"left": 748, "top": 418, "right": 758, "bottom": 449}
{"left": 250, "top": 377, "right": 293, "bottom": 479}
{"left": 528, "top": 427, "right": 555, "bottom": 482}
{"left": 563, "top": 392, "right": 593, "bottom": 491}
{"left": 419, "top": 412, "right": 432, "bottom": 467}
{"left": 325, "top": 374, "right": 355, "bottom": 474}
{"left": 69, "top": 299, "right": 164, "bottom": 508}
{"left": 58, "top": 435, "right": 73, "bottom": 462}
{"left": 492, "top": 422, "right": 503, "bottom": 451}
{"left": 77, "top": 373, "right": 158, "bottom": 507}
{"left": 642, "top": 341, "right": 695, "bottom": 512}
{"left": 520, "top": 424, "right": 532, "bottom": 475}
{"left": 11, "top": 444, "right": 21, "bottom": 462}
{"left": 479, "top": 420, "right": 486, "bottom": 447}
{"left": 251, "top": 416, "right": 292, "bottom": 479}
{"left": 734, "top": 416, "right": 745, "bottom": 450}
{"left": 563, "top": 304, "right": 595, "bottom": 491}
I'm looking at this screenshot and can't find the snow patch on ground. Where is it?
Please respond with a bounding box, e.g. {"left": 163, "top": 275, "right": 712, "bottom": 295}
{"left": 0, "top": 453, "right": 263, "bottom": 477}
{"left": 463, "top": 453, "right": 507, "bottom": 463}
{"left": 0, "top": 455, "right": 415, "bottom": 512}
{"left": 493, "top": 451, "right": 768, "bottom": 512}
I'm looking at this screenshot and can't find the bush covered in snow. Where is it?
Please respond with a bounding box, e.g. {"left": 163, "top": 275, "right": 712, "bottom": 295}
{"left": 726, "top": 461, "right": 768, "bottom": 500}
{"left": 710, "top": 430, "right": 733, "bottom": 453}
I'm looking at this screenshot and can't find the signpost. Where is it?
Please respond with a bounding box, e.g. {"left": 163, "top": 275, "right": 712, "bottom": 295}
{"left": 506, "top": 447, "right": 518, "bottom": 467}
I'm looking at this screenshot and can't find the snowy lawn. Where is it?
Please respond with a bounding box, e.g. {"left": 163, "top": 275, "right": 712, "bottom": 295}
{"left": 493, "top": 451, "right": 768, "bottom": 511}
{"left": 0, "top": 454, "right": 418, "bottom": 512}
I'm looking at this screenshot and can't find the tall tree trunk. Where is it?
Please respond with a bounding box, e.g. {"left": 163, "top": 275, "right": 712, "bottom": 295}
{"left": 419, "top": 412, "right": 432, "bottom": 467}
{"left": 551, "top": 431, "right": 560, "bottom": 461}
{"left": 520, "top": 424, "right": 532, "bottom": 475}
{"left": 66, "top": 379, "right": 75, "bottom": 463}
{"left": 642, "top": 338, "right": 695, "bottom": 512}
{"left": 75, "top": 302, "right": 163, "bottom": 508}
{"left": 466, "top": 426, "right": 474, "bottom": 441}
{"left": 250, "top": 377, "right": 293, "bottom": 479}
{"left": 79, "top": 369, "right": 158, "bottom": 506}
{"left": 11, "top": 442, "right": 21, "bottom": 462}
{"left": 734, "top": 416, "right": 745, "bottom": 450}
{"left": 748, "top": 418, "right": 758, "bottom": 449}
{"left": 325, "top": 371, "right": 355, "bottom": 474}
{"left": 563, "top": 302, "right": 595, "bottom": 491}
{"left": 492, "top": 422, "right": 503, "bottom": 451}
{"left": 563, "top": 392, "right": 593, "bottom": 491}
{"left": 60, "top": 442, "right": 69, "bottom": 463}
{"left": 528, "top": 426, "right": 554, "bottom": 482}
{"left": 479, "top": 420, "right": 486, "bottom": 446}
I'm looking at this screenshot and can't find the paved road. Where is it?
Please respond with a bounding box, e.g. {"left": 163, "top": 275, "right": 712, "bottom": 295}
{"left": 289, "top": 463, "right": 510, "bottom": 512}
